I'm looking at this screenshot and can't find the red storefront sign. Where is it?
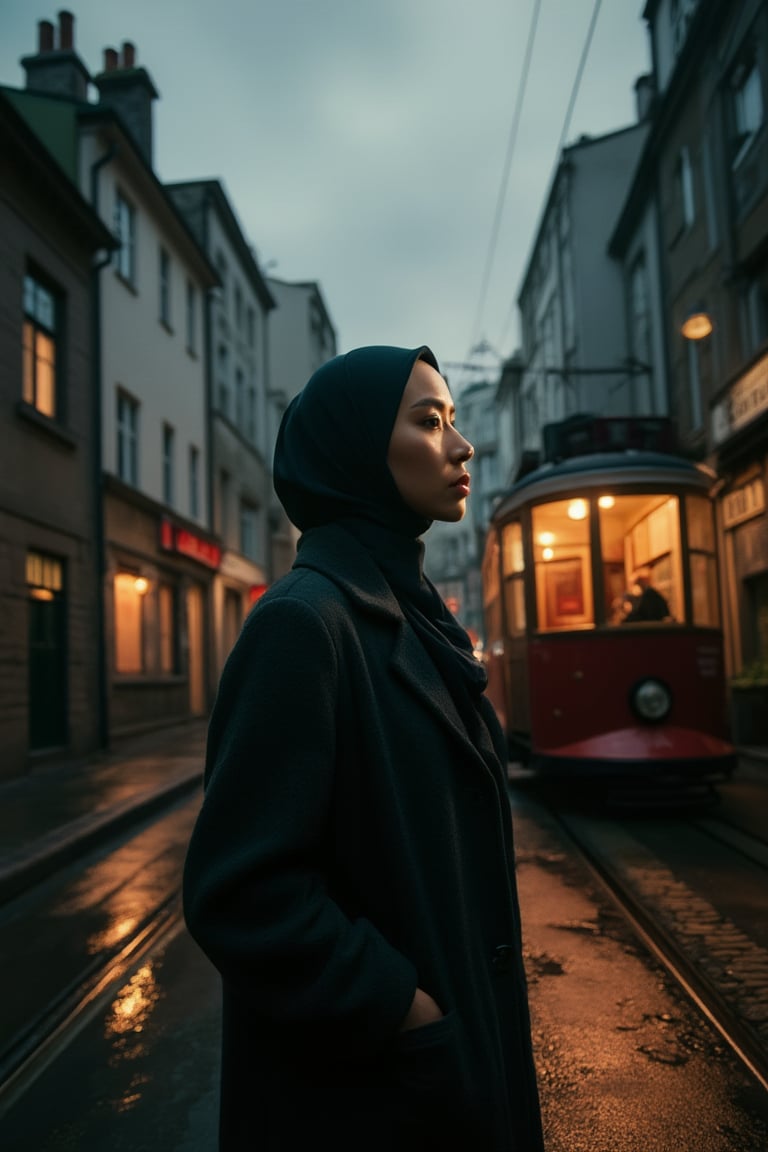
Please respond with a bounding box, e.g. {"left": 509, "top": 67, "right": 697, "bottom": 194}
{"left": 160, "top": 518, "right": 222, "bottom": 570}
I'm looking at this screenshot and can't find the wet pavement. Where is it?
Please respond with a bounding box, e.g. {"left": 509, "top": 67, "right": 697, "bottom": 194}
{"left": 1, "top": 725, "right": 768, "bottom": 1148}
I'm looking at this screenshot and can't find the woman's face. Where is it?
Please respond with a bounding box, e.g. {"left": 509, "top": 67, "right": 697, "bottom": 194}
{"left": 387, "top": 359, "right": 474, "bottom": 522}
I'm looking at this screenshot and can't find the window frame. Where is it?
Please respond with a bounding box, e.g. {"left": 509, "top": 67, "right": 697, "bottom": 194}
{"left": 116, "top": 389, "right": 139, "bottom": 486}
{"left": 159, "top": 245, "right": 172, "bottom": 329}
{"left": 114, "top": 190, "right": 137, "bottom": 285}
{"left": 22, "top": 269, "right": 61, "bottom": 421}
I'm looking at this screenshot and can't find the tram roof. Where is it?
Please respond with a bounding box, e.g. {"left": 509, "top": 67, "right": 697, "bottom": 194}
{"left": 492, "top": 449, "right": 714, "bottom": 519}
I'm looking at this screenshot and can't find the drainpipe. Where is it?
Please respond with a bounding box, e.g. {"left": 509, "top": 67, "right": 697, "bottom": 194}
{"left": 90, "top": 142, "right": 118, "bottom": 749}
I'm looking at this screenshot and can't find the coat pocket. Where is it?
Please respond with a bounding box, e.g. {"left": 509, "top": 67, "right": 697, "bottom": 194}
{"left": 389, "top": 1011, "right": 479, "bottom": 1130}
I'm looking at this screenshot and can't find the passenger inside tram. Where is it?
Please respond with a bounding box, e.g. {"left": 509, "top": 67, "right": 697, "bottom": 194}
{"left": 621, "top": 568, "right": 671, "bottom": 623}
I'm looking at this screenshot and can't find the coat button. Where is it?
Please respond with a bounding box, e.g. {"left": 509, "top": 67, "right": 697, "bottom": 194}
{"left": 491, "top": 944, "right": 515, "bottom": 974}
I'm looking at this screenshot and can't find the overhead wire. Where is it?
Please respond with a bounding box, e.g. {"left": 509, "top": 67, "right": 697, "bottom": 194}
{"left": 493, "top": 0, "right": 605, "bottom": 358}
{"left": 460, "top": 0, "right": 543, "bottom": 389}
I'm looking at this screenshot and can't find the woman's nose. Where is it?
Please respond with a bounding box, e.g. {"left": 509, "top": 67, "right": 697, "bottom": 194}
{"left": 452, "top": 433, "right": 474, "bottom": 461}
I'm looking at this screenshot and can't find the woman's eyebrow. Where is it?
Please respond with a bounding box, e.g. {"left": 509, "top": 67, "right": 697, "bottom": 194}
{"left": 409, "top": 396, "right": 455, "bottom": 414}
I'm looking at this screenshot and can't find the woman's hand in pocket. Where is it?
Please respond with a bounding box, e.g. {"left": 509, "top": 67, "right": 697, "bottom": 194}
{"left": 399, "top": 987, "right": 443, "bottom": 1032}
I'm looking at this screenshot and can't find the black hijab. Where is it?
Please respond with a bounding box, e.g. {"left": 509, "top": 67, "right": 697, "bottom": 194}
{"left": 273, "top": 345, "right": 488, "bottom": 724}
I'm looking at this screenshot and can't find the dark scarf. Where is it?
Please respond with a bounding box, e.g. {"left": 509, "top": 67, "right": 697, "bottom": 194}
{"left": 273, "top": 345, "right": 488, "bottom": 729}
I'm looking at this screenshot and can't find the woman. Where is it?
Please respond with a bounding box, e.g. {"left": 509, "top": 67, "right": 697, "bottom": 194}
{"left": 183, "top": 345, "right": 544, "bottom": 1151}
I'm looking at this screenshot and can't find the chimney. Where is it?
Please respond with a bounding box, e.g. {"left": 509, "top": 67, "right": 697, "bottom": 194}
{"left": 39, "top": 20, "right": 55, "bottom": 52}
{"left": 94, "top": 41, "right": 159, "bottom": 167}
{"left": 22, "top": 10, "right": 91, "bottom": 100}
{"left": 634, "top": 73, "right": 655, "bottom": 121}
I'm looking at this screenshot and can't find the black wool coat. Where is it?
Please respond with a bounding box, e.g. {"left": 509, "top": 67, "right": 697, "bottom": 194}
{"left": 183, "top": 524, "right": 544, "bottom": 1152}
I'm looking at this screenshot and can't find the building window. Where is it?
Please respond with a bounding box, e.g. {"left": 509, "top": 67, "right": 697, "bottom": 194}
{"left": 687, "top": 339, "right": 703, "bottom": 431}
{"left": 189, "top": 445, "right": 200, "bottom": 520}
{"left": 732, "top": 55, "right": 763, "bottom": 166}
{"left": 159, "top": 583, "right": 178, "bottom": 673}
{"left": 246, "top": 306, "right": 255, "bottom": 348}
{"left": 22, "top": 272, "right": 59, "bottom": 419}
{"left": 234, "top": 283, "right": 243, "bottom": 332}
{"left": 247, "top": 386, "right": 257, "bottom": 442}
{"left": 186, "top": 279, "right": 197, "bottom": 354}
{"left": 676, "top": 146, "right": 695, "bottom": 229}
{"left": 740, "top": 271, "right": 768, "bottom": 358}
{"left": 629, "top": 255, "right": 651, "bottom": 368}
{"left": 114, "top": 191, "right": 136, "bottom": 283}
{"left": 114, "top": 572, "right": 146, "bottom": 673}
{"left": 116, "top": 390, "right": 139, "bottom": 485}
{"left": 240, "top": 500, "right": 260, "bottom": 561}
{"left": 219, "top": 469, "right": 230, "bottom": 541}
{"left": 217, "top": 344, "right": 229, "bottom": 416}
{"left": 159, "top": 246, "right": 171, "bottom": 327}
{"left": 215, "top": 251, "right": 228, "bottom": 311}
{"left": 235, "top": 368, "right": 245, "bottom": 427}
{"left": 162, "top": 423, "right": 175, "bottom": 506}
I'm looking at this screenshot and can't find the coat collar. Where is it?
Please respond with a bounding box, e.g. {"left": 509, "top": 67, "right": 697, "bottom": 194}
{"left": 293, "top": 524, "right": 499, "bottom": 778}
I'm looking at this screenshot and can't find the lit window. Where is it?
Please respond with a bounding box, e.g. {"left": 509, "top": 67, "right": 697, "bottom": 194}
{"left": 532, "top": 499, "right": 593, "bottom": 630}
{"left": 599, "top": 495, "right": 680, "bottom": 626}
{"left": 114, "top": 572, "right": 145, "bottom": 673}
{"left": 159, "top": 583, "right": 178, "bottom": 672}
{"left": 22, "top": 272, "right": 59, "bottom": 419}
{"left": 114, "top": 191, "right": 136, "bottom": 283}
{"left": 116, "top": 391, "right": 139, "bottom": 485}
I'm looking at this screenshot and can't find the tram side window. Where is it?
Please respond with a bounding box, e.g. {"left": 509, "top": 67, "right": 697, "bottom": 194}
{"left": 599, "top": 494, "right": 681, "bottom": 625}
{"left": 501, "top": 521, "right": 526, "bottom": 635}
{"left": 482, "top": 535, "right": 503, "bottom": 653}
{"left": 531, "top": 499, "right": 593, "bottom": 631}
{"left": 687, "top": 494, "right": 719, "bottom": 626}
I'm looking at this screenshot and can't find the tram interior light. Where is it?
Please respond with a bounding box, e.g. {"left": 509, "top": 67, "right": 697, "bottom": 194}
{"left": 538, "top": 532, "right": 555, "bottom": 545}
{"left": 567, "top": 499, "right": 588, "bottom": 521}
{"left": 598, "top": 495, "right": 615, "bottom": 509}
{"left": 542, "top": 547, "right": 554, "bottom": 561}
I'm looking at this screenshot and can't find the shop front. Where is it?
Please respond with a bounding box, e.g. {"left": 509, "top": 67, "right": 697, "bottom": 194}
{"left": 105, "top": 480, "right": 220, "bottom": 738}
{"left": 712, "top": 351, "right": 768, "bottom": 743}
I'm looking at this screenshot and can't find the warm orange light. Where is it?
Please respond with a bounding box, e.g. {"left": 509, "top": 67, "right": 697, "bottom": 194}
{"left": 681, "top": 308, "right": 713, "bottom": 340}
{"left": 567, "top": 499, "right": 588, "bottom": 521}
{"left": 542, "top": 547, "right": 554, "bottom": 561}
{"left": 133, "top": 577, "right": 149, "bottom": 595}
{"left": 538, "top": 531, "right": 555, "bottom": 545}
{"left": 598, "top": 495, "right": 615, "bottom": 509}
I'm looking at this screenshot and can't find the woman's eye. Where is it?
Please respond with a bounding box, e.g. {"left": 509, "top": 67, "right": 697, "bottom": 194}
{"left": 423, "top": 415, "right": 441, "bottom": 429}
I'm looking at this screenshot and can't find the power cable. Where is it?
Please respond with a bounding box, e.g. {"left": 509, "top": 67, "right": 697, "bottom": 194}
{"left": 495, "top": 0, "right": 605, "bottom": 356}
{"left": 461, "top": 0, "right": 543, "bottom": 386}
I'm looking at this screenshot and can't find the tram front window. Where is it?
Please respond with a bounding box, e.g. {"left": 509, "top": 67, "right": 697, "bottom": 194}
{"left": 532, "top": 499, "right": 593, "bottom": 631}
{"left": 599, "top": 494, "right": 681, "bottom": 625}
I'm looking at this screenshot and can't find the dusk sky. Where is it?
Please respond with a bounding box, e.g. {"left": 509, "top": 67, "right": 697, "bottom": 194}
{"left": 1, "top": 1, "right": 650, "bottom": 385}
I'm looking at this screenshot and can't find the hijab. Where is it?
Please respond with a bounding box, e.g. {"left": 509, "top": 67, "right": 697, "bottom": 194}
{"left": 273, "top": 345, "right": 488, "bottom": 726}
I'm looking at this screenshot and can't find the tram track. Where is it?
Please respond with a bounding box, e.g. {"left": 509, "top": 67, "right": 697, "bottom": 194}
{"left": 0, "top": 893, "right": 186, "bottom": 1118}
{"left": 550, "top": 804, "right": 768, "bottom": 1095}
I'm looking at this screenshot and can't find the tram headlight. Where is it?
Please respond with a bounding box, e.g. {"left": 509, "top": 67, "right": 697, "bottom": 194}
{"left": 631, "top": 678, "right": 671, "bottom": 722}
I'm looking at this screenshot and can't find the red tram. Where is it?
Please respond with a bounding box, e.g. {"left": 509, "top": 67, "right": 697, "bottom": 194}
{"left": 481, "top": 415, "right": 737, "bottom": 779}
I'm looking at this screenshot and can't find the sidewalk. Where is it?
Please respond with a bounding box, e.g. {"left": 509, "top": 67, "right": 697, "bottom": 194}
{"left": 0, "top": 719, "right": 207, "bottom": 905}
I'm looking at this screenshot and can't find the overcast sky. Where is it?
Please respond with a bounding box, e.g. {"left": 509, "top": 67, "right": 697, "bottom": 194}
{"left": 1, "top": 1, "right": 650, "bottom": 386}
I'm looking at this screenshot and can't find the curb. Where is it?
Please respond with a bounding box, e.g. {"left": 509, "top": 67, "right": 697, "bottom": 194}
{"left": 0, "top": 772, "right": 202, "bottom": 907}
